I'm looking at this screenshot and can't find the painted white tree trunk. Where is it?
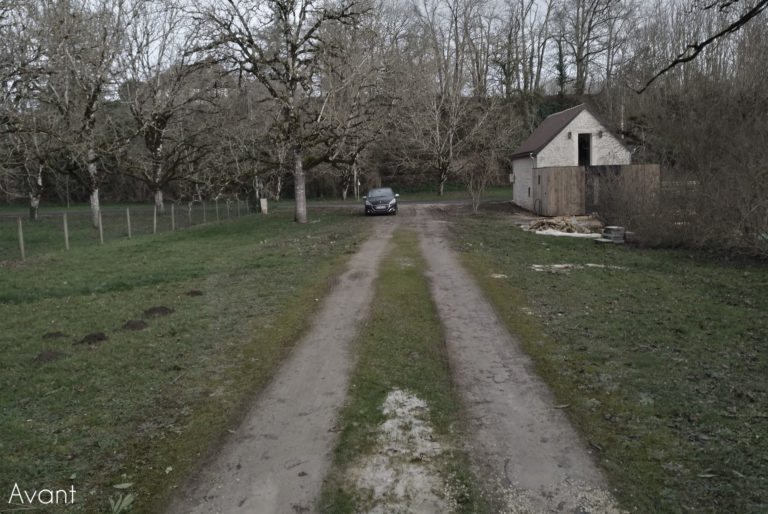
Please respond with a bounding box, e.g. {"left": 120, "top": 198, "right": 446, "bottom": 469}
{"left": 29, "top": 193, "right": 41, "bottom": 221}
{"left": 293, "top": 151, "right": 307, "bottom": 223}
{"left": 29, "top": 166, "right": 43, "bottom": 221}
{"left": 154, "top": 190, "right": 165, "bottom": 214}
{"left": 87, "top": 146, "right": 100, "bottom": 228}
{"left": 90, "top": 189, "right": 100, "bottom": 228}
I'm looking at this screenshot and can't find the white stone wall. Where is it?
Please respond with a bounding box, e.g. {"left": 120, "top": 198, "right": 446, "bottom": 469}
{"left": 512, "top": 156, "right": 535, "bottom": 210}
{"left": 537, "top": 110, "right": 631, "bottom": 167}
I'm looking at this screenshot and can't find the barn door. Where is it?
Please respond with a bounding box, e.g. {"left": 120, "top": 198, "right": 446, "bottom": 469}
{"left": 578, "top": 133, "right": 591, "bottom": 166}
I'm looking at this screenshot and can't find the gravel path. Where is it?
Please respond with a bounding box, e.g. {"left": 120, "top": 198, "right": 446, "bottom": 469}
{"left": 411, "top": 206, "right": 622, "bottom": 513}
{"left": 165, "top": 221, "right": 396, "bottom": 514}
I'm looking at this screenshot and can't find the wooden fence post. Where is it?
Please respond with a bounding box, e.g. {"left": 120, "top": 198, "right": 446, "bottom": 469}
{"left": 203, "top": 201, "right": 207, "bottom": 223}
{"left": 188, "top": 204, "right": 192, "bottom": 228}
{"left": 63, "top": 213, "right": 70, "bottom": 250}
{"left": 171, "top": 204, "right": 175, "bottom": 231}
{"left": 98, "top": 212, "right": 104, "bottom": 244}
{"left": 126, "top": 208, "right": 132, "bottom": 239}
{"left": 237, "top": 200, "right": 241, "bottom": 217}
{"left": 17, "top": 217, "right": 25, "bottom": 261}
{"left": 215, "top": 200, "right": 220, "bottom": 222}
{"left": 153, "top": 205, "right": 157, "bottom": 234}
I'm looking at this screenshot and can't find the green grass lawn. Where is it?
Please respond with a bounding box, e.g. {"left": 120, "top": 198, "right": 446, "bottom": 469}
{"left": 452, "top": 212, "right": 768, "bottom": 513}
{"left": 0, "top": 210, "right": 367, "bottom": 513}
{"left": 321, "top": 230, "right": 485, "bottom": 513}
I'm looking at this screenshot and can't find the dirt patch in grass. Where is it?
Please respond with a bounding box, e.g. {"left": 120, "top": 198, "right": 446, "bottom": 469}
{"left": 42, "top": 331, "right": 68, "bottom": 339}
{"left": 123, "top": 320, "right": 148, "bottom": 331}
{"left": 185, "top": 290, "right": 203, "bottom": 297}
{"left": 33, "top": 350, "right": 68, "bottom": 362}
{"left": 74, "top": 332, "right": 108, "bottom": 345}
{"left": 143, "top": 306, "right": 174, "bottom": 317}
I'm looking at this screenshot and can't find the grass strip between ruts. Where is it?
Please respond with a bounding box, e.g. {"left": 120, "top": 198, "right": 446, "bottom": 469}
{"left": 320, "top": 228, "right": 486, "bottom": 513}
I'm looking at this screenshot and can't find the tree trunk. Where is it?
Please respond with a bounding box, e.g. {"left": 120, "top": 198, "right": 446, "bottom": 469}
{"left": 353, "top": 162, "right": 359, "bottom": 201}
{"left": 439, "top": 164, "right": 449, "bottom": 196}
{"left": 87, "top": 146, "right": 100, "bottom": 228}
{"left": 293, "top": 151, "right": 307, "bottom": 223}
{"left": 90, "top": 189, "right": 101, "bottom": 228}
{"left": 29, "top": 193, "right": 40, "bottom": 222}
{"left": 154, "top": 189, "right": 165, "bottom": 214}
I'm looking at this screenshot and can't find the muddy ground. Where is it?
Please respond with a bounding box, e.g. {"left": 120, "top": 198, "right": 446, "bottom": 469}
{"left": 166, "top": 205, "right": 621, "bottom": 513}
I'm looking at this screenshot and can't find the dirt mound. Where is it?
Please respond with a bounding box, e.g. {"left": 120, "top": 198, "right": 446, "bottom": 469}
{"left": 143, "top": 306, "right": 174, "bottom": 317}
{"left": 123, "top": 320, "right": 148, "bottom": 331}
{"left": 42, "top": 331, "right": 68, "bottom": 339}
{"left": 75, "top": 332, "right": 108, "bottom": 345}
{"left": 186, "top": 290, "right": 204, "bottom": 297}
{"left": 34, "top": 350, "right": 68, "bottom": 362}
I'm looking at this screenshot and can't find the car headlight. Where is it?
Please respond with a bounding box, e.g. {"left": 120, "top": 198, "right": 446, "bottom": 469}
{"left": 365, "top": 200, "right": 372, "bottom": 206}
{"left": 388, "top": 198, "right": 396, "bottom": 206}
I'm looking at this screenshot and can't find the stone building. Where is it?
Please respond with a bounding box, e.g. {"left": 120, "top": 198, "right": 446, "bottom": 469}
{"left": 511, "top": 104, "right": 632, "bottom": 212}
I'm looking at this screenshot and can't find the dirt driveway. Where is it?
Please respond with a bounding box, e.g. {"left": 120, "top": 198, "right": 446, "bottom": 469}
{"left": 167, "top": 205, "right": 620, "bottom": 513}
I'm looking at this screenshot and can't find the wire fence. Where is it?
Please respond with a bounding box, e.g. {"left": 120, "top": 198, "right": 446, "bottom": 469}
{"left": 0, "top": 200, "right": 254, "bottom": 262}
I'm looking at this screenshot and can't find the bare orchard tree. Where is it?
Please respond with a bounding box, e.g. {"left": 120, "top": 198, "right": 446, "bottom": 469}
{"left": 193, "top": 0, "right": 366, "bottom": 223}
{"left": 33, "top": 0, "right": 133, "bottom": 227}
{"left": 0, "top": 0, "right": 59, "bottom": 216}
{"left": 119, "top": 0, "right": 218, "bottom": 213}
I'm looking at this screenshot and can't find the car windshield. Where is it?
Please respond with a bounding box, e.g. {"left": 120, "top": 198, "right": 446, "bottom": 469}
{"left": 367, "top": 188, "right": 394, "bottom": 198}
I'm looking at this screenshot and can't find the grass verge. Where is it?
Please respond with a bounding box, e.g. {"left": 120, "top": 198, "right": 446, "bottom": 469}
{"left": 0, "top": 210, "right": 367, "bottom": 513}
{"left": 451, "top": 212, "right": 768, "bottom": 513}
{"left": 320, "top": 229, "right": 484, "bottom": 513}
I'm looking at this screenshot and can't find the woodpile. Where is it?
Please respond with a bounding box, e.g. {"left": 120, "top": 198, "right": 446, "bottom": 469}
{"left": 529, "top": 217, "right": 593, "bottom": 234}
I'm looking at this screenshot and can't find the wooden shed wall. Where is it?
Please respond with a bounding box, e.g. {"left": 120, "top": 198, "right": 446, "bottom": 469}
{"left": 530, "top": 164, "right": 661, "bottom": 217}
{"left": 532, "top": 166, "right": 585, "bottom": 216}
{"left": 585, "top": 164, "right": 661, "bottom": 213}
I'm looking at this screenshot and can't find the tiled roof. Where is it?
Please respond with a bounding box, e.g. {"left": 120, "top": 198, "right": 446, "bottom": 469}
{"left": 511, "top": 104, "right": 588, "bottom": 159}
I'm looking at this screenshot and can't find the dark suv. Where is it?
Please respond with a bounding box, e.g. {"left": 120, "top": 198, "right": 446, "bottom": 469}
{"left": 364, "top": 188, "right": 399, "bottom": 216}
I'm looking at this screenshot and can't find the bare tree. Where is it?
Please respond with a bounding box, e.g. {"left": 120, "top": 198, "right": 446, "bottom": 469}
{"left": 33, "top": 0, "right": 133, "bottom": 227}
{"left": 637, "top": 0, "right": 768, "bottom": 92}
{"left": 193, "top": 0, "right": 365, "bottom": 223}
{"left": 316, "top": 2, "right": 394, "bottom": 200}
{"left": 555, "top": 0, "right": 621, "bottom": 95}
{"left": 120, "top": 0, "right": 218, "bottom": 213}
{"left": 492, "top": 0, "right": 553, "bottom": 128}
{"left": 397, "top": 0, "right": 492, "bottom": 195}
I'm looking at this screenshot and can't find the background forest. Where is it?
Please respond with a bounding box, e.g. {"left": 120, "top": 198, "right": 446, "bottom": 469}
{"left": 1, "top": 0, "right": 766, "bottom": 252}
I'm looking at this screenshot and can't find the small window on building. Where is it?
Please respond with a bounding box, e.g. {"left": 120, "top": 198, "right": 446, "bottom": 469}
{"left": 528, "top": 187, "right": 531, "bottom": 197}
{"left": 537, "top": 175, "right": 541, "bottom": 185}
